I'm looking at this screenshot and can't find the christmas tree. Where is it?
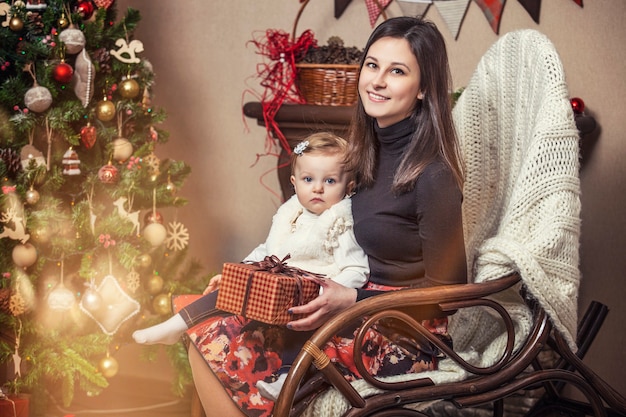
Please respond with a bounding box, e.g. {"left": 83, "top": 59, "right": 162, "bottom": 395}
{"left": 0, "top": 0, "right": 205, "bottom": 414}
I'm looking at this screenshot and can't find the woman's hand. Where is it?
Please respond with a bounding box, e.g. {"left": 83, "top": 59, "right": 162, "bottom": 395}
{"left": 203, "top": 274, "right": 222, "bottom": 295}
{"left": 287, "top": 279, "right": 358, "bottom": 331}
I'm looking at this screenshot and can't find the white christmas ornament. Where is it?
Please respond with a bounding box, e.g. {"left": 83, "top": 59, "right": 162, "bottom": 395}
{"left": 166, "top": 221, "right": 189, "bottom": 251}
{"left": 143, "top": 222, "right": 167, "bottom": 247}
{"left": 59, "top": 26, "right": 86, "bottom": 54}
{"left": 72, "top": 48, "right": 95, "bottom": 107}
{"left": 20, "top": 144, "right": 46, "bottom": 170}
{"left": 12, "top": 243, "right": 37, "bottom": 268}
{"left": 24, "top": 85, "right": 52, "bottom": 113}
{"left": 113, "top": 197, "right": 140, "bottom": 235}
{"left": 0, "top": 194, "right": 30, "bottom": 243}
{"left": 110, "top": 38, "right": 144, "bottom": 64}
{"left": 47, "top": 282, "right": 75, "bottom": 310}
{"left": 62, "top": 148, "right": 81, "bottom": 175}
{"left": 81, "top": 286, "right": 103, "bottom": 311}
{"left": 112, "top": 138, "right": 133, "bottom": 162}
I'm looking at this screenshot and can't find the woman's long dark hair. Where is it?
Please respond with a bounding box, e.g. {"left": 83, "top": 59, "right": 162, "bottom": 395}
{"left": 346, "top": 17, "right": 463, "bottom": 194}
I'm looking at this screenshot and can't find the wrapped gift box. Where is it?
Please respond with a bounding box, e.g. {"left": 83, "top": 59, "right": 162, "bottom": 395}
{"left": 0, "top": 394, "right": 29, "bottom": 417}
{"left": 216, "top": 257, "right": 320, "bottom": 325}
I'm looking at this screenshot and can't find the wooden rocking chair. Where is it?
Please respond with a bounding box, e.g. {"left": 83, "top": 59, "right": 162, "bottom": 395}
{"left": 272, "top": 29, "right": 626, "bottom": 417}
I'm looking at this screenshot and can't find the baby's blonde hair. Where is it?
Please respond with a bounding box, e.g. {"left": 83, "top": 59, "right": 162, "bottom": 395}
{"left": 290, "top": 132, "right": 348, "bottom": 174}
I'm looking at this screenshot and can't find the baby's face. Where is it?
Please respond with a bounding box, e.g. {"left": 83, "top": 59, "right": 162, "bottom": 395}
{"left": 290, "top": 152, "right": 349, "bottom": 215}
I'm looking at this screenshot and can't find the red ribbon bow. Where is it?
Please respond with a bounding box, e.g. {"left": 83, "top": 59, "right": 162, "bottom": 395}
{"left": 248, "top": 29, "right": 317, "bottom": 155}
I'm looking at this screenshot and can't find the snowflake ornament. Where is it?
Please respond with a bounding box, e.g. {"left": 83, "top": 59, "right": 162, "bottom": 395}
{"left": 166, "top": 221, "right": 189, "bottom": 251}
{"left": 126, "top": 269, "right": 140, "bottom": 293}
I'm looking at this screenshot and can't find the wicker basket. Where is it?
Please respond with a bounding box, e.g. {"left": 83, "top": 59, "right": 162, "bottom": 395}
{"left": 296, "top": 63, "right": 359, "bottom": 106}
{"left": 292, "top": 0, "right": 360, "bottom": 106}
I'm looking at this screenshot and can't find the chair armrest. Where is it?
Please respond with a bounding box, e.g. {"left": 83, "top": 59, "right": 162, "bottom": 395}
{"left": 273, "top": 274, "right": 521, "bottom": 416}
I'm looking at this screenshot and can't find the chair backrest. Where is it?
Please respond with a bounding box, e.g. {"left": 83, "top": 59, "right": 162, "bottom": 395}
{"left": 452, "top": 29, "right": 581, "bottom": 350}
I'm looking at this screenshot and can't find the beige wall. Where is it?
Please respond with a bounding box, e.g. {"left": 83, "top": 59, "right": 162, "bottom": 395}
{"left": 118, "top": 0, "right": 625, "bottom": 395}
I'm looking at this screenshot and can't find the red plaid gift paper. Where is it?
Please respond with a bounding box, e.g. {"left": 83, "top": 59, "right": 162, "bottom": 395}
{"left": 0, "top": 394, "right": 29, "bottom": 417}
{"left": 216, "top": 255, "right": 321, "bottom": 325}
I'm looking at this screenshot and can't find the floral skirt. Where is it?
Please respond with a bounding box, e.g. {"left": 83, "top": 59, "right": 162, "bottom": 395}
{"left": 188, "top": 282, "right": 450, "bottom": 417}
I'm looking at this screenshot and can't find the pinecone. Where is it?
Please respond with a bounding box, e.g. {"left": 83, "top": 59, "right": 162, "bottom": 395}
{"left": 0, "top": 288, "right": 11, "bottom": 314}
{"left": 92, "top": 47, "right": 112, "bottom": 74}
{"left": 0, "top": 148, "right": 22, "bottom": 176}
{"left": 300, "top": 36, "right": 363, "bottom": 65}
{"left": 26, "top": 12, "right": 45, "bottom": 35}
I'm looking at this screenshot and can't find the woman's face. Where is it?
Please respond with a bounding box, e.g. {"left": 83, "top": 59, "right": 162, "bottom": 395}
{"left": 358, "top": 36, "right": 423, "bottom": 128}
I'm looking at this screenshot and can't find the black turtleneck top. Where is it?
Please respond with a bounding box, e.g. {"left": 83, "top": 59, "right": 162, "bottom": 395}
{"left": 351, "top": 118, "right": 467, "bottom": 297}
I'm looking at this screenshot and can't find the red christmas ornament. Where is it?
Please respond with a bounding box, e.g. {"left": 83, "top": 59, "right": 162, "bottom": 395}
{"left": 75, "top": 0, "right": 95, "bottom": 19}
{"left": 98, "top": 163, "right": 119, "bottom": 184}
{"left": 80, "top": 123, "right": 97, "bottom": 149}
{"left": 144, "top": 211, "right": 164, "bottom": 225}
{"left": 53, "top": 61, "right": 74, "bottom": 84}
{"left": 570, "top": 97, "right": 585, "bottom": 115}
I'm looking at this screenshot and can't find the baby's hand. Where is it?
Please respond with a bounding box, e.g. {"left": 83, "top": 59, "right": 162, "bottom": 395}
{"left": 203, "top": 274, "right": 222, "bottom": 295}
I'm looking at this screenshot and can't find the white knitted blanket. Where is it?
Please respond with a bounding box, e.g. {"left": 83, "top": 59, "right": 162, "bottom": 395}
{"left": 304, "top": 29, "right": 581, "bottom": 417}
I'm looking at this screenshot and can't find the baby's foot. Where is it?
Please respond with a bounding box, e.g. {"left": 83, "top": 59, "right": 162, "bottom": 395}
{"left": 256, "top": 373, "right": 288, "bottom": 401}
{"left": 132, "top": 314, "right": 188, "bottom": 345}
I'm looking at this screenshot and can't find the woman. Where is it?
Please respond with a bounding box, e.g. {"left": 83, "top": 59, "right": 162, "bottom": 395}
{"left": 188, "top": 16, "right": 467, "bottom": 416}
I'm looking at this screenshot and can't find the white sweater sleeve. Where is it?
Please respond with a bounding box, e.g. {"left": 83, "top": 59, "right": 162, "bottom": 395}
{"left": 330, "top": 227, "right": 369, "bottom": 289}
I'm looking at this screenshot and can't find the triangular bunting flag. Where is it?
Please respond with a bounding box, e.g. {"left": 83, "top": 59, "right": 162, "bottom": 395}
{"left": 365, "top": 0, "right": 393, "bottom": 27}
{"left": 572, "top": 0, "right": 583, "bottom": 6}
{"left": 434, "top": 0, "right": 471, "bottom": 39}
{"left": 518, "top": 0, "right": 541, "bottom": 23}
{"left": 473, "top": 0, "right": 507, "bottom": 34}
{"left": 397, "top": 0, "right": 433, "bottom": 17}
{"left": 334, "top": 0, "right": 352, "bottom": 18}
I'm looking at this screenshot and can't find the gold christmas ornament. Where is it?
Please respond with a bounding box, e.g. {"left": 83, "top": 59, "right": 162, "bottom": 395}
{"left": 98, "top": 355, "right": 119, "bottom": 378}
{"left": 111, "top": 138, "right": 133, "bottom": 162}
{"left": 119, "top": 78, "right": 140, "bottom": 99}
{"left": 136, "top": 253, "right": 152, "bottom": 269}
{"left": 25, "top": 188, "right": 40, "bottom": 205}
{"left": 12, "top": 243, "right": 38, "bottom": 268}
{"left": 152, "top": 293, "right": 171, "bottom": 315}
{"left": 9, "top": 16, "right": 24, "bottom": 32}
{"left": 142, "top": 222, "right": 167, "bottom": 247}
{"left": 146, "top": 273, "right": 164, "bottom": 295}
{"left": 58, "top": 13, "right": 69, "bottom": 29}
{"left": 96, "top": 98, "right": 116, "bottom": 122}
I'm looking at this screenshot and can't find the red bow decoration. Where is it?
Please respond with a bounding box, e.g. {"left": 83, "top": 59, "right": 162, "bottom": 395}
{"left": 246, "top": 254, "right": 325, "bottom": 280}
{"left": 247, "top": 29, "right": 317, "bottom": 155}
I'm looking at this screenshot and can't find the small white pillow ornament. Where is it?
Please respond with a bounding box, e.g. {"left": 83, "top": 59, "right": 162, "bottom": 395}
{"left": 79, "top": 275, "right": 140, "bottom": 335}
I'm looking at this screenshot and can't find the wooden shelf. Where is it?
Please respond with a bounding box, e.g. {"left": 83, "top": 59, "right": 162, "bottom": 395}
{"left": 243, "top": 102, "right": 355, "bottom": 200}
